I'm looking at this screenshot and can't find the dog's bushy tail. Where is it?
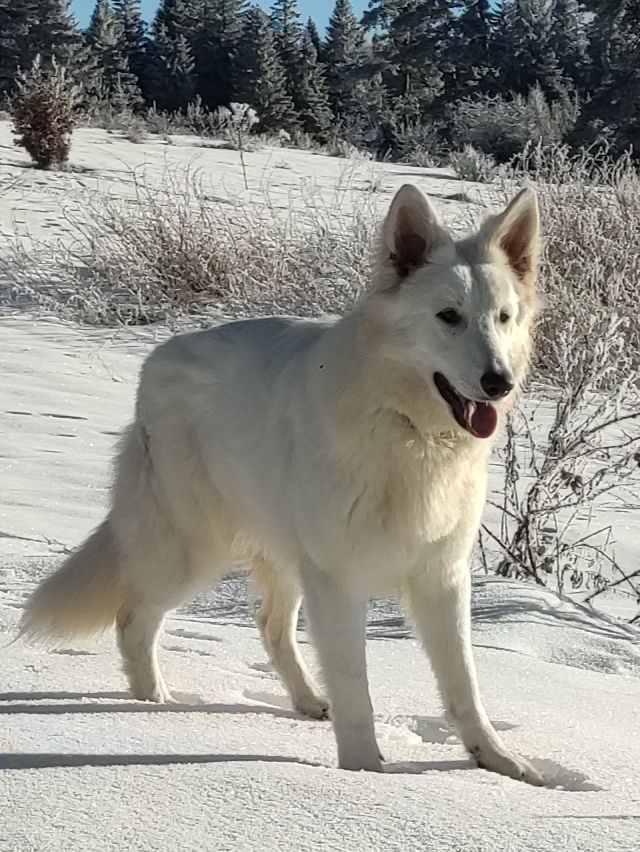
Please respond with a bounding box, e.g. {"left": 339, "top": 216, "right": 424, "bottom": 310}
{"left": 20, "top": 519, "right": 126, "bottom": 641}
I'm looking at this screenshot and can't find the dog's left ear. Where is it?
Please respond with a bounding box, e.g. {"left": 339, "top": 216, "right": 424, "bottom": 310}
{"left": 482, "top": 188, "right": 540, "bottom": 286}
{"left": 383, "top": 184, "right": 449, "bottom": 278}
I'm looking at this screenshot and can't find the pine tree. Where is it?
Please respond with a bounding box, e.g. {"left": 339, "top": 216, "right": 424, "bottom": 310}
{"left": 305, "top": 18, "right": 322, "bottom": 59}
{"left": 363, "top": 0, "right": 454, "bottom": 120}
{"left": 343, "top": 70, "right": 393, "bottom": 153}
{"left": 294, "top": 30, "right": 334, "bottom": 138}
{"left": 193, "top": 0, "right": 247, "bottom": 109}
{"left": 550, "top": 0, "right": 588, "bottom": 83}
{"left": 34, "top": 1, "right": 84, "bottom": 68}
{"left": 270, "top": 0, "right": 303, "bottom": 102}
{"left": 453, "top": 0, "right": 498, "bottom": 95}
{"left": 496, "top": 0, "right": 565, "bottom": 97}
{"left": 235, "top": 6, "right": 298, "bottom": 131}
{"left": 578, "top": 1, "right": 640, "bottom": 150}
{"left": 0, "top": 0, "right": 38, "bottom": 95}
{"left": 152, "top": 0, "right": 202, "bottom": 41}
{"left": 324, "top": 0, "right": 367, "bottom": 117}
{"left": 148, "top": 27, "right": 197, "bottom": 110}
{"left": 0, "top": 1, "right": 84, "bottom": 95}
{"left": 113, "top": 0, "right": 150, "bottom": 96}
{"left": 86, "top": 0, "right": 142, "bottom": 109}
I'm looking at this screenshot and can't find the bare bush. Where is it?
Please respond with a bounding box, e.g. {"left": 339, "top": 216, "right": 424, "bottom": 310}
{"left": 449, "top": 145, "right": 499, "bottom": 183}
{"left": 213, "top": 103, "right": 260, "bottom": 189}
{"left": 478, "top": 146, "right": 640, "bottom": 619}
{"left": 9, "top": 56, "right": 77, "bottom": 169}
{"left": 451, "top": 85, "right": 579, "bottom": 161}
{"left": 481, "top": 311, "right": 640, "bottom": 620}
{"left": 501, "top": 143, "right": 640, "bottom": 378}
{"left": 124, "top": 119, "right": 148, "bottom": 144}
{"left": 0, "top": 166, "right": 375, "bottom": 326}
{"left": 393, "top": 119, "right": 442, "bottom": 167}
{"left": 322, "top": 137, "right": 372, "bottom": 160}
{"left": 83, "top": 98, "right": 222, "bottom": 140}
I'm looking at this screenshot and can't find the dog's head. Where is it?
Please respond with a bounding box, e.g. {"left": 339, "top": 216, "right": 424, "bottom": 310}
{"left": 369, "top": 184, "right": 540, "bottom": 440}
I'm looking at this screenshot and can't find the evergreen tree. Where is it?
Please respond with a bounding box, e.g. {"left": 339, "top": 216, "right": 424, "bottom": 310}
{"left": 193, "top": 0, "right": 247, "bottom": 109}
{"left": 550, "top": 0, "right": 588, "bottom": 83}
{"left": 343, "top": 69, "right": 394, "bottom": 153}
{"left": 294, "top": 30, "right": 334, "bottom": 137}
{"left": 235, "top": 6, "right": 298, "bottom": 131}
{"left": 0, "top": 1, "right": 84, "bottom": 95}
{"left": 0, "top": 0, "right": 37, "bottom": 95}
{"left": 86, "top": 0, "right": 142, "bottom": 109}
{"left": 324, "top": 0, "right": 367, "bottom": 117}
{"left": 305, "top": 18, "right": 322, "bottom": 59}
{"left": 364, "top": 0, "right": 454, "bottom": 120}
{"left": 113, "top": 0, "right": 150, "bottom": 96}
{"left": 453, "top": 0, "right": 499, "bottom": 95}
{"left": 148, "top": 27, "right": 197, "bottom": 110}
{"left": 33, "top": 1, "right": 84, "bottom": 68}
{"left": 270, "top": 0, "right": 303, "bottom": 101}
{"left": 578, "top": 1, "right": 640, "bottom": 149}
{"left": 152, "top": 0, "right": 202, "bottom": 41}
{"left": 496, "top": 0, "right": 565, "bottom": 97}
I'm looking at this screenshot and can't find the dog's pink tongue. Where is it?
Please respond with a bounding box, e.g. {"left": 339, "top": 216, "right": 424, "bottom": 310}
{"left": 464, "top": 401, "right": 498, "bottom": 439}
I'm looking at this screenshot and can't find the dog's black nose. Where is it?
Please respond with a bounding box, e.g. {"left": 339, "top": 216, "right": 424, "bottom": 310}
{"left": 481, "top": 371, "right": 514, "bottom": 399}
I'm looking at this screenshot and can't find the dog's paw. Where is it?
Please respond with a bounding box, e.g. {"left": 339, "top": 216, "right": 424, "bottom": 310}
{"left": 295, "top": 694, "right": 330, "bottom": 720}
{"left": 339, "top": 753, "right": 384, "bottom": 773}
{"left": 338, "top": 742, "right": 384, "bottom": 773}
{"left": 471, "top": 745, "right": 544, "bottom": 786}
{"left": 131, "top": 684, "right": 176, "bottom": 704}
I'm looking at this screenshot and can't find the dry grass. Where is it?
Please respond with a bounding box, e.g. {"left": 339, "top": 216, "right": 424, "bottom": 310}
{"left": 503, "top": 144, "right": 640, "bottom": 380}
{"left": 0, "top": 166, "right": 375, "bottom": 327}
{"left": 2, "top": 145, "right": 639, "bottom": 376}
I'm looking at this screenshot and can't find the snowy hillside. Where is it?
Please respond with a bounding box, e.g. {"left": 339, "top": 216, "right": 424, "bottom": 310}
{"left": 1, "top": 127, "right": 639, "bottom": 851}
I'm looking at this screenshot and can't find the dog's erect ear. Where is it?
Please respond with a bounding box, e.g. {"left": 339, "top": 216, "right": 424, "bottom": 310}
{"left": 482, "top": 188, "right": 540, "bottom": 286}
{"left": 383, "top": 184, "right": 448, "bottom": 277}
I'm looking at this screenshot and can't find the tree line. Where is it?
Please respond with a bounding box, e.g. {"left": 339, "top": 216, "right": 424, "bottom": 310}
{"left": 1, "top": 0, "right": 638, "bottom": 158}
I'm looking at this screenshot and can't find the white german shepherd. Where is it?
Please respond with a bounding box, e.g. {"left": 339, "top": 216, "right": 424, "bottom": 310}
{"left": 22, "top": 184, "right": 543, "bottom": 784}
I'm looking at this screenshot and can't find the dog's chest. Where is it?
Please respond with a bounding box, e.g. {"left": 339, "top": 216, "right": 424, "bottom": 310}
{"left": 342, "top": 439, "right": 486, "bottom": 582}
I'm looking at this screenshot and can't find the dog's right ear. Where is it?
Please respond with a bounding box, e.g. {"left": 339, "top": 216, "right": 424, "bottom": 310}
{"left": 382, "top": 184, "right": 448, "bottom": 279}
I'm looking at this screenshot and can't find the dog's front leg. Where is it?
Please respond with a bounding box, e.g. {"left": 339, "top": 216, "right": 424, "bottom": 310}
{"left": 300, "top": 564, "right": 382, "bottom": 772}
{"left": 407, "top": 565, "right": 543, "bottom": 785}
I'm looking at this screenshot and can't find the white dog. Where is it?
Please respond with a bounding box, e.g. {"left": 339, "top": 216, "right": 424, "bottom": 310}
{"left": 22, "top": 184, "right": 543, "bottom": 784}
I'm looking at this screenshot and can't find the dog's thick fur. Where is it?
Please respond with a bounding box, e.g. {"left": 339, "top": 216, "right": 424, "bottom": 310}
{"left": 21, "top": 185, "right": 543, "bottom": 783}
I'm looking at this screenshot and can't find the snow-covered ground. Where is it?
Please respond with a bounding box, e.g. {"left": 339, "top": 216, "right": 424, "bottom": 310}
{"left": 1, "top": 128, "right": 640, "bottom": 851}
{"left": 0, "top": 121, "right": 478, "bottom": 253}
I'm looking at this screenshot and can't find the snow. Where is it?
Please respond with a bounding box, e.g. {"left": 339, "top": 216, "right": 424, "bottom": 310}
{"left": 0, "top": 121, "right": 475, "bottom": 254}
{"left": 1, "top": 128, "right": 640, "bottom": 851}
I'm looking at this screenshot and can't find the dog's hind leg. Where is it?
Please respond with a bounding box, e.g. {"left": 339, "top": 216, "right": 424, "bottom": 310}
{"left": 116, "top": 601, "right": 174, "bottom": 703}
{"left": 114, "top": 524, "right": 229, "bottom": 704}
{"left": 116, "top": 539, "right": 223, "bottom": 704}
{"left": 111, "top": 420, "right": 231, "bottom": 703}
{"left": 253, "top": 557, "right": 329, "bottom": 720}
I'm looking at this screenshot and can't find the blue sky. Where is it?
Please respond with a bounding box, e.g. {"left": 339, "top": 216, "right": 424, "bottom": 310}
{"left": 71, "top": 1, "right": 369, "bottom": 31}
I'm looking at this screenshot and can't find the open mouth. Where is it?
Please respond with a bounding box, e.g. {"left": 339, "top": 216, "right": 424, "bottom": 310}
{"left": 433, "top": 373, "right": 498, "bottom": 439}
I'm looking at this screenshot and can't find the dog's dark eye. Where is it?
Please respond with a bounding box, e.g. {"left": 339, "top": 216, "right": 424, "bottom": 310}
{"left": 499, "top": 311, "right": 510, "bottom": 324}
{"left": 437, "top": 309, "right": 462, "bottom": 327}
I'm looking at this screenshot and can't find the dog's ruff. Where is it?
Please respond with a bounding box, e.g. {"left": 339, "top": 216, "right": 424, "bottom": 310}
{"left": 21, "top": 185, "right": 544, "bottom": 784}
